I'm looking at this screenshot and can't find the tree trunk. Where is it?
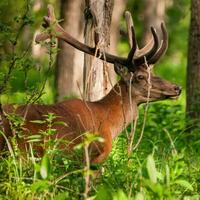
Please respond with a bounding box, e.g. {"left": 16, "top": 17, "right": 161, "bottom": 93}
{"left": 186, "top": 0, "right": 200, "bottom": 129}
{"left": 141, "top": 0, "right": 167, "bottom": 45}
{"left": 83, "top": 0, "right": 115, "bottom": 101}
{"left": 56, "top": 0, "right": 84, "bottom": 101}
{"left": 110, "top": 0, "right": 127, "bottom": 54}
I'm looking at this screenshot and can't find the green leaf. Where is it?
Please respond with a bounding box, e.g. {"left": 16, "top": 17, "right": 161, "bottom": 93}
{"left": 30, "top": 120, "right": 46, "bottom": 124}
{"left": 73, "top": 143, "right": 84, "bottom": 150}
{"left": 143, "top": 179, "right": 163, "bottom": 196}
{"left": 165, "top": 164, "right": 170, "bottom": 187}
{"left": 174, "top": 179, "right": 194, "bottom": 191}
{"left": 54, "top": 192, "right": 69, "bottom": 200}
{"left": 34, "top": 163, "right": 41, "bottom": 173}
{"left": 85, "top": 132, "right": 104, "bottom": 144}
{"left": 27, "top": 134, "right": 42, "bottom": 143}
{"left": 54, "top": 121, "right": 68, "bottom": 127}
{"left": 113, "top": 190, "right": 128, "bottom": 200}
{"left": 146, "top": 154, "right": 157, "bottom": 183}
{"left": 96, "top": 185, "right": 113, "bottom": 200}
{"left": 156, "top": 171, "right": 164, "bottom": 181}
{"left": 31, "top": 180, "right": 50, "bottom": 192}
{"left": 27, "top": 135, "right": 42, "bottom": 139}
{"left": 183, "top": 195, "right": 200, "bottom": 200}
{"left": 40, "top": 154, "right": 51, "bottom": 180}
{"left": 45, "top": 113, "right": 57, "bottom": 122}
{"left": 47, "top": 128, "right": 56, "bottom": 135}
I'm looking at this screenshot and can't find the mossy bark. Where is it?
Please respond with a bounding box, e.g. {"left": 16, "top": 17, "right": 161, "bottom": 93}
{"left": 186, "top": 0, "right": 200, "bottom": 129}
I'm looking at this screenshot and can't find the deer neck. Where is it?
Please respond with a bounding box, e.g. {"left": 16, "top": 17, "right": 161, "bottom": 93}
{"left": 98, "top": 80, "right": 138, "bottom": 139}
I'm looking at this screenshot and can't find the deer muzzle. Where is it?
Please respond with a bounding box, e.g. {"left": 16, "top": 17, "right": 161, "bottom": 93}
{"left": 164, "top": 84, "right": 182, "bottom": 99}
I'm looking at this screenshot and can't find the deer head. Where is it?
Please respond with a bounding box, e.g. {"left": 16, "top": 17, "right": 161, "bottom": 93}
{"left": 115, "top": 63, "right": 181, "bottom": 104}
{"left": 36, "top": 5, "right": 181, "bottom": 105}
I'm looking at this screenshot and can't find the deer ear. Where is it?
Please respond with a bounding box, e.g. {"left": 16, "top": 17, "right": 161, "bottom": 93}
{"left": 114, "top": 63, "right": 128, "bottom": 77}
{"left": 114, "top": 63, "right": 133, "bottom": 83}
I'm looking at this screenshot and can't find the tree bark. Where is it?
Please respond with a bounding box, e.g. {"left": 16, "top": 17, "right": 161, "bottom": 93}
{"left": 56, "top": 0, "right": 84, "bottom": 101}
{"left": 110, "top": 0, "right": 127, "bottom": 54}
{"left": 84, "top": 0, "right": 115, "bottom": 101}
{"left": 186, "top": 0, "right": 200, "bottom": 129}
{"left": 141, "top": 0, "right": 167, "bottom": 45}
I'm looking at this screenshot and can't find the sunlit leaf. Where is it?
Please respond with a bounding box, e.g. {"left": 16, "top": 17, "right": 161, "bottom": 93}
{"left": 174, "top": 179, "right": 193, "bottom": 191}
{"left": 54, "top": 192, "right": 69, "bottom": 200}
{"left": 85, "top": 132, "right": 104, "bottom": 144}
{"left": 146, "top": 154, "right": 157, "bottom": 183}
{"left": 157, "top": 171, "right": 164, "bottom": 181}
{"left": 135, "top": 192, "right": 144, "bottom": 200}
{"left": 27, "top": 134, "right": 42, "bottom": 143}
{"left": 73, "top": 143, "right": 84, "bottom": 150}
{"left": 113, "top": 190, "right": 128, "bottom": 200}
{"left": 30, "top": 120, "right": 46, "bottom": 124}
{"left": 54, "top": 121, "right": 68, "bottom": 127}
{"left": 40, "top": 154, "right": 50, "bottom": 180}
{"left": 165, "top": 164, "right": 170, "bottom": 187}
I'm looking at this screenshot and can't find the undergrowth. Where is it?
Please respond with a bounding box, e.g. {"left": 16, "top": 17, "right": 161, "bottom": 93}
{"left": 0, "top": 103, "right": 199, "bottom": 200}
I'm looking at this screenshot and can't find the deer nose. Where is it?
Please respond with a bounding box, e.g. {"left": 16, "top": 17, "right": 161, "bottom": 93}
{"left": 174, "top": 85, "right": 182, "bottom": 95}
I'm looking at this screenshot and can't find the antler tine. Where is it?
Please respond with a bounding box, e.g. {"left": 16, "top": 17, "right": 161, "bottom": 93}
{"left": 127, "top": 26, "right": 137, "bottom": 67}
{"left": 125, "top": 11, "right": 136, "bottom": 48}
{"left": 125, "top": 11, "right": 137, "bottom": 67}
{"left": 35, "top": 4, "right": 56, "bottom": 43}
{"left": 148, "top": 22, "right": 168, "bottom": 64}
{"left": 35, "top": 33, "right": 50, "bottom": 43}
{"left": 133, "top": 27, "right": 159, "bottom": 66}
{"left": 135, "top": 38, "right": 154, "bottom": 58}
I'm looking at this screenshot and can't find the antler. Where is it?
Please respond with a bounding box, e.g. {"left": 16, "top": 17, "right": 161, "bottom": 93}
{"left": 35, "top": 5, "right": 168, "bottom": 71}
{"left": 148, "top": 23, "right": 168, "bottom": 64}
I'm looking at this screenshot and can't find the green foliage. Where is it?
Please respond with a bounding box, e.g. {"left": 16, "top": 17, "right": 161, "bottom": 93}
{"left": 1, "top": 103, "right": 199, "bottom": 199}
{"left": 0, "top": 0, "right": 57, "bottom": 104}
{"left": 98, "top": 104, "right": 199, "bottom": 200}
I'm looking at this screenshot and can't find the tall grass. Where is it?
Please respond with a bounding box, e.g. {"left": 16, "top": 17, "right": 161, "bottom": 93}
{"left": 0, "top": 103, "right": 199, "bottom": 199}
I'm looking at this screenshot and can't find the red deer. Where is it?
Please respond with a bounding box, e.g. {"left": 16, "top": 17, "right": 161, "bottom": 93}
{"left": 0, "top": 5, "right": 181, "bottom": 164}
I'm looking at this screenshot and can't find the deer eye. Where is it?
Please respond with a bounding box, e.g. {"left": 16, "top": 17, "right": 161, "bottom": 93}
{"left": 137, "top": 75, "right": 145, "bottom": 80}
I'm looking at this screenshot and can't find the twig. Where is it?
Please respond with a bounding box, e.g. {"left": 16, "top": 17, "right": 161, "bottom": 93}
{"left": 54, "top": 169, "right": 83, "bottom": 184}
{"left": 0, "top": 0, "right": 31, "bottom": 94}
{"left": 128, "top": 117, "right": 138, "bottom": 155}
{"left": 127, "top": 72, "right": 138, "bottom": 155}
{"left": 163, "top": 128, "right": 177, "bottom": 156}
{"left": 83, "top": 143, "right": 90, "bottom": 200}
{"left": 131, "top": 57, "right": 151, "bottom": 151}
{"left": 127, "top": 57, "right": 151, "bottom": 154}
{"left": 26, "top": 38, "right": 55, "bottom": 104}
